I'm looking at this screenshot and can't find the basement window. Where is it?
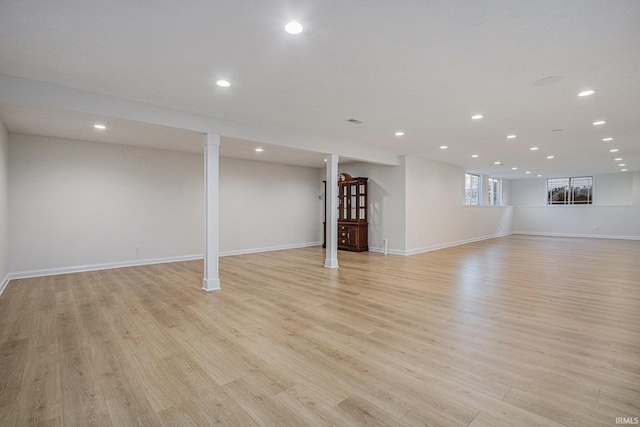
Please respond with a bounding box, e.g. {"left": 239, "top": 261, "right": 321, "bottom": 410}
{"left": 465, "top": 173, "right": 480, "bottom": 205}
{"left": 547, "top": 176, "right": 593, "bottom": 205}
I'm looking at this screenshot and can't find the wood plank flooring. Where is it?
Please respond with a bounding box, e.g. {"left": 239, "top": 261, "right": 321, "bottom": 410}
{"left": 0, "top": 235, "right": 639, "bottom": 426}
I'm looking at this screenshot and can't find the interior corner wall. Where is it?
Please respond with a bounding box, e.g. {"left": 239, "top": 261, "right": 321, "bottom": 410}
{"left": 0, "top": 120, "right": 9, "bottom": 290}
{"left": 219, "top": 157, "right": 322, "bottom": 255}
{"left": 512, "top": 172, "right": 640, "bottom": 239}
{"left": 338, "top": 160, "right": 407, "bottom": 254}
{"left": 9, "top": 133, "right": 205, "bottom": 275}
{"left": 404, "top": 156, "right": 513, "bottom": 255}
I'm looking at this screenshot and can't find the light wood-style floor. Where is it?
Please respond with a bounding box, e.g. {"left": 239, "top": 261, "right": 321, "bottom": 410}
{"left": 1, "top": 235, "right": 639, "bottom": 426}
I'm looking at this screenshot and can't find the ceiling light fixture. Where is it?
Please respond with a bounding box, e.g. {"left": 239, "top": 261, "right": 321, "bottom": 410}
{"left": 506, "top": 134, "right": 517, "bottom": 139}
{"left": 602, "top": 137, "right": 613, "bottom": 141}
{"left": 255, "top": 148, "right": 263, "bottom": 152}
{"left": 547, "top": 155, "right": 555, "bottom": 159}
{"left": 94, "top": 124, "right": 106, "bottom": 130}
{"left": 577, "top": 90, "right": 595, "bottom": 97}
{"left": 283, "top": 20, "right": 304, "bottom": 34}
{"left": 395, "top": 131, "right": 404, "bottom": 136}
{"left": 592, "top": 120, "right": 606, "bottom": 126}
{"left": 440, "top": 145, "right": 448, "bottom": 149}
{"left": 494, "top": 161, "right": 502, "bottom": 165}
{"left": 512, "top": 167, "right": 518, "bottom": 170}
{"left": 610, "top": 149, "right": 619, "bottom": 152}
{"left": 525, "top": 171, "right": 531, "bottom": 174}
{"left": 536, "top": 174, "right": 542, "bottom": 177}
{"left": 530, "top": 147, "right": 539, "bottom": 151}
{"left": 618, "top": 163, "right": 626, "bottom": 167}
{"left": 216, "top": 80, "right": 231, "bottom": 87}
{"left": 471, "top": 154, "right": 479, "bottom": 158}
{"left": 614, "top": 158, "right": 623, "bottom": 161}
{"left": 471, "top": 114, "right": 484, "bottom": 120}
{"left": 621, "top": 169, "right": 628, "bottom": 172}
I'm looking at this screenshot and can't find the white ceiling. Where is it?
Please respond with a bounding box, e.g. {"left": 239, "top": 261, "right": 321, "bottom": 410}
{"left": 0, "top": 0, "right": 639, "bottom": 178}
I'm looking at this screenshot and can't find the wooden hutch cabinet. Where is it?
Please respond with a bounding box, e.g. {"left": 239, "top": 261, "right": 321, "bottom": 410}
{"left": 324, "top": 173, "right": 368, "bottom": 252}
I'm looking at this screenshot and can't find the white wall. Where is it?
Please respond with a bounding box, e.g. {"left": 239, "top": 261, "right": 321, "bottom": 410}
{"left": 219, "top": 157, "right": 322, "bottom": 255}
{"left": 512, "top": 173, "right": 640, "bottom": 239}
{"left": 404, "top": 156, "right": 513, "bottom": 254}
{"left": 338, "top": 160, "right": 407, "bottom": 254}
{"left": 9, "top": 134, "right": 205, "bottom": 275}
{"left": 0, "top": 120, "right": 9, "bottom": 291}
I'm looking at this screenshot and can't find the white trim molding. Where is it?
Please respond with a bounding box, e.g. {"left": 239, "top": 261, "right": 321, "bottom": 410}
{"left": 0, "top": 274, "right": 10, "bottom": 296}
{"left": 220, "top": 242, "right": 322, "bottom": 257}
{"left": 403, "top": 232, "right": 514, "bottom": 256}
{"left": 514, "top": 231, "right": 640, "bottom": 241}
{"left": 7, "top": 254, "right": 204, "bottom": 281}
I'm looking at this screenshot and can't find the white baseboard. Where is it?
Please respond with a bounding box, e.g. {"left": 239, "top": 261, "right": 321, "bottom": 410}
{"left": 368, "top": 246, "right": 405, "bottom": 256}
{"left": 0, "top": 273, "right": 10, "bottom": 296}
{"left": 6, "top": 242, "right": 324, "bottom": 282}
{"left": 8, "top": 254, "right": 204, "bottom": 281}
{"left": 404, "top": 232, "right": 514, "bottom": 256}
{"left": 220, "top": 241, "right": 322, "bottom": 257}
{"left": 513, "top": 231, "right": 640, "bottom": 241}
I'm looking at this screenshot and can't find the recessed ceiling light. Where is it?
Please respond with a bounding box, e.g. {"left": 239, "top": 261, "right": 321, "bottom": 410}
{"left": 471, "top": 154, "right": 479, "bottom": 158}
{"left": 614, "top": 158, "right": 623, "bottom": 161}
{"left": 530, "top": 147, "right": 539, "bottom": 151}
{"left": 512, "top": 167, "right": 518, "bottom": 170}
{"left": 255, "top": 148, "right": 263, "bottom": 152}
{"left": 618, "top": 163, "right": 626, "bottom": 167}
{"left": 536, "top": 174, "right": 542, "bottom": 177}
{"left": 216, "top": 80, "right": 231, "bottom": 87}
{"left": 283, "top": 20, "right": 304, "bottom": 34}
{"left": 610, "top": 149, "right": 619, "bottom": 152}
{"left": 506, "top": 134, "right": 517, "bottom": 139}
{"left": 471, "top": 114, "right": 484, "bottom": 120}
{"left": 440, "top": 145, "right": 448, "bottom": 149}
{"left": 395, "top": 131, "right": 404, "bottom": 136}
{"left": 577, "top": 90, "right": 595, "bottom": 97}
{"left": 602, "top": 137, "right": 613, "bottom": 141}
{"left": 592, "top": 120, "right": 606, "bottom": 126}
{"left": 94, "top": 124, "right": 106, "bottom": 130}
{"left": 525, "top": 171, "right": 531, "bottom": 174}
{"left": 494, "top": 161, "right": 502, "bottom": 165}
{"left": 547, "top": 155, "right": 555, "bottom": 159}
{"left": 621, "top": 169, "right": 628, "bottom": 172}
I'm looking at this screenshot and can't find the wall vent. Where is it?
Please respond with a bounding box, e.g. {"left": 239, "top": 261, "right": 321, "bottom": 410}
{"left": 346, "top": 118, "right": 364, "bottom": 125}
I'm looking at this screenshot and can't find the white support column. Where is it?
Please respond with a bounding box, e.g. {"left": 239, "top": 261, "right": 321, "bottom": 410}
{"left": 325, "top": 154, "right": 339, "bottom": 268}
{"left": 202, "top": 134, "right": 221, "bottom": 291}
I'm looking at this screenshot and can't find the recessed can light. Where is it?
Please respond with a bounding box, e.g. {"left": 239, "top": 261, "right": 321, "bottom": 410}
{"left": 547, "top": 155, "right": 555, "bottom": 159}
{"left": 530, "top": 147, "right": 539, "bottom": 151}
{"left": 610, "top": 149, "right": 619, "bottom": 152}
{"left": 614, "top": 158, "right": 622, "bottom": 161}
{"left": 621, "top": 169, "right": 628, "bottom": 172}
{"left": 94, "top": 124, "right": 106, "bottom": 130}
{"left": 592, "top": 120, "right": 606, "bottom": 125}
{"left": 506, "top": 134, "right": 517, "bottom": 139}
{"left": 512, "top": 167, "right": 518, "bottom": 170}
{"left": 525, "top": 171, "right": 531, "bottom": 174}
{"left": 283, "top": 20, "right": 304, "bottom": 34}
{"left": 216, "top": 80, "right": 231, "bottom": 87}
{"left": 577, "top": 90, "right": 595, "bottom": 97}
{"left": 440, "top": 145, "right": 448, "bottom": 149}
{"left": 255, "top": 148, "right": 263, "bottom": 152}
{"left": 494, "top": 161, "right": 502, "bottom": 165}
{"left": 618, "top": 163, "right": 626, "bottom": 167}
{"left": 536, "top": 174, "right": 542, "bottom": 177}
{"left": 602, "top": 137, "right": 613, "bottom": 141}
{"left": 471, "top": 114, "right": 484, "bottom": 120}
{"left": 395, "top": 131, "right": 404, "bottom": 136}
{"left": 471, "top": 154, "right": 479, "bottom": 158}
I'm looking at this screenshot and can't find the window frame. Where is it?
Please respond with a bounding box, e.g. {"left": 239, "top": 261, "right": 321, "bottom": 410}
{"left": 547, "top": 176, "right": 593, "bottom": 205}
{"left": 465, "top": 173, "right": 480, "bottom": 206}
{"left": 487, "top": 177, "right": 501, "bottom": 206}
